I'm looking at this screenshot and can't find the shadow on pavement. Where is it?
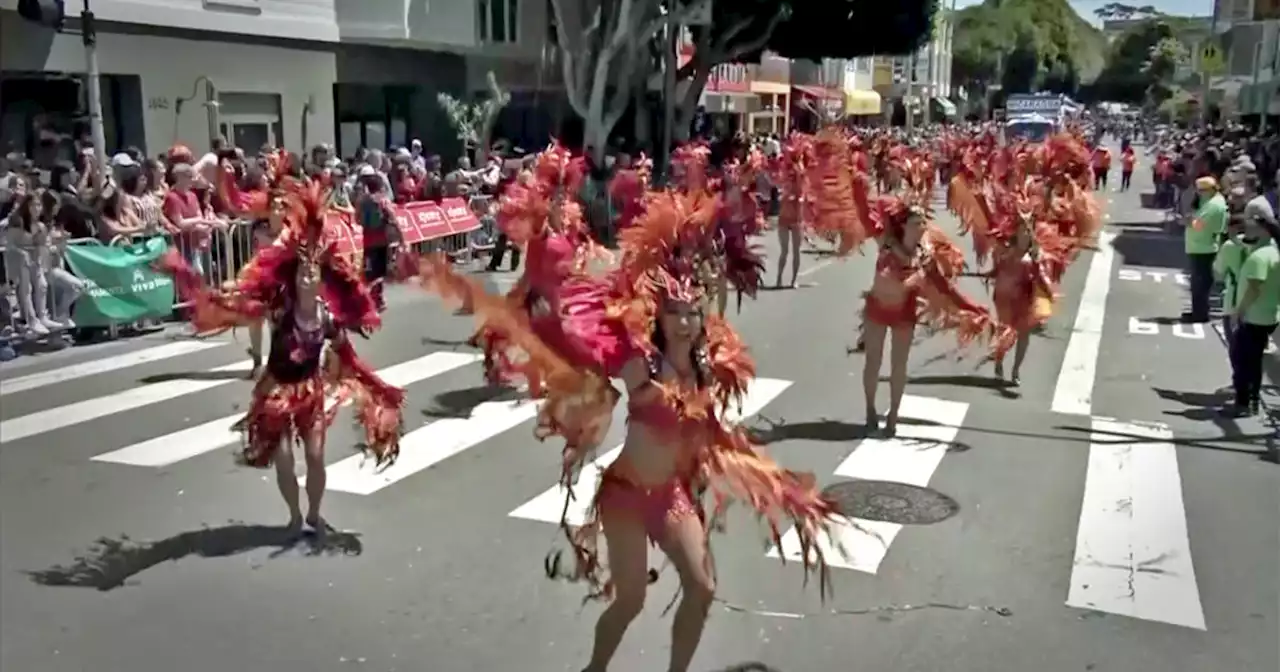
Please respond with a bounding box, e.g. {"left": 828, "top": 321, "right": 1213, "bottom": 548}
{"left": 26, "top": 523, "right": 362, "bottom": 591}
{"left": 746, "top": 416, "right": 869, "bottom": 444}
{"left": 1109, "top": 227, "right": 1187, "bottom": 268}
{"left": 423, "top": 385, "right": 524, "bottom": 419}
{"left": 895, "top": 373, "right": 1019, "bottom": 399}
{"left": 420, "top": 336, "right": 478, "bottom": 348}
{"left": 138, "top": 369, "right": 250, "bottom": 383}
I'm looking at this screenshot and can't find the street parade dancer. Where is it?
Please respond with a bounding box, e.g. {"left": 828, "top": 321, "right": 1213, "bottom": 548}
{"left": 770, "top": 134, "right": 809, "bottom": 288}
{"left": 948, "top": 133, "right": 1101, "bottom": 384}
{"left": 797, "top": 128, "right": 1004, "bottom": 436}
{"left": 417, "top": 144, "right": 841, "bottom": 672}
{"left": 157, "top": 178, "right": 404, "bottom": 535}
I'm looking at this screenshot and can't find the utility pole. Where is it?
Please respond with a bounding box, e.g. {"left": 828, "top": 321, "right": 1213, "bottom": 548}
{"left": 1200, "top": 3, "right": 1217, "bottom": 127}
{"left": 660, "top": 21, "right": 679, "bottom": 186}
{"left": 923, "top": 30, "right": 936, "bottom": 125}
{"left": 82, "top": 0, "right": 107, "bottom": 193}
{"left": 906, "top": 51, "right": 918, "bottom": 132}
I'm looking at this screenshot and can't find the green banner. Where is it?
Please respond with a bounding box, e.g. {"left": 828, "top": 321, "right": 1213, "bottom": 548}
{"left": 64, "top": 237, "right": 175, "bottom": 326}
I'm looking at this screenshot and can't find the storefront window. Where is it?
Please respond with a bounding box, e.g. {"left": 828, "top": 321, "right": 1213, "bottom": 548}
{"left": 0, "top": 72, "right": 142, "bottom": 168}
{"left": 333, "top": 84, "right": 415, "bottom": 157}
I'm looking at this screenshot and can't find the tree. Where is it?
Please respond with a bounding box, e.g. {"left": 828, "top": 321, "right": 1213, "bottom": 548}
{"left": 1093, "top": 3, "right": 1160, "bottom": 21}
{"left": 951, "top": 0, "right": 1106, "bottom": 98}
{"left": 1090, "top": 18, "right": 1178, "bottom": 104}
{"left": 670, "top": 0, "right": 791, "bottom": 142}
{"left": 766, "top": 0, "right": 940, "bottom": 61}
{"left": 1142, "top": 36, "right": 1188, "bottom": 108}
{"left": 550, "top": 0, "right": 710, "bottom": 165}
{"left": 436, "top": 71, "right": 511, "bottom": 165}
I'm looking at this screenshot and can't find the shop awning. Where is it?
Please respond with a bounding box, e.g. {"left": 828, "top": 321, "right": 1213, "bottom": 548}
{"left": 844, "top": 89, "right": 882, "bottom": 116}
{"left": 933, "top": 96, "right": 957, "bottom": 117}
{"left": 792, "top": 84, "right": 842, "bottom": 101}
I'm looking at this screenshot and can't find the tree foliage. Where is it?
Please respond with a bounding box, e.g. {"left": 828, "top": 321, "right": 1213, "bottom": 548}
{"left": 1093, "top": 3, "right": 1161, "bottom": 21}
{"left": 436, "top": 71, "right": 510, "bottom": 164}
{"left": 767, "top": 0, "right": 940, "bottom": 61}
{"left": 951, "top": 0, "right": 1106, "bottom": 98}
{"left": 550, "top": 0, "right": 708, "bottom": 163}
{"left": 1088, "top": 19, "right": 1184, "bottom": 106}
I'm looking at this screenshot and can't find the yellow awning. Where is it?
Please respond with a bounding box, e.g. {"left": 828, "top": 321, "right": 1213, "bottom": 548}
{"left": 845, "top": 89, "right": 882, "bottom": 116}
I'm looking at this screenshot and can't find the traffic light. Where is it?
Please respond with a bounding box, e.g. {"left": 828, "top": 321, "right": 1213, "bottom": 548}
{"left": 17, "top": 0, "right": 66, "bottom": 29}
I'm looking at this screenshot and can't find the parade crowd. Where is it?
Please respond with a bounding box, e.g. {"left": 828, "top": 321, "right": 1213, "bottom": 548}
{"left": 0, "top": 138, "right": 509, "bottom": 355}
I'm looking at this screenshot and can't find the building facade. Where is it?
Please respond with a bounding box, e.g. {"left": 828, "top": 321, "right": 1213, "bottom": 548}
{"left": 0, "top": 0, "right": 556, "bottom": 163}
{"left": 842, "top": 56, "right": 881, "bottom": 119}
{"left": 1212, "top": 0, "right": 1280, "bottom": 118}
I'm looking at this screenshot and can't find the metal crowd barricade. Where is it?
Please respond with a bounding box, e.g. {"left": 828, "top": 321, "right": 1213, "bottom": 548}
{"left": 164, "top": 219, "right": 255, "bottom": 307}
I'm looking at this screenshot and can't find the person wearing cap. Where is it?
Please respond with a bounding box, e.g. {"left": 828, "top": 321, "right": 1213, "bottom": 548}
{"left": 1186, "top": 176, "right": 1228, "bottom": 323}
{"left": 1224, "top": 201, "right": 1280, "bottom": 416}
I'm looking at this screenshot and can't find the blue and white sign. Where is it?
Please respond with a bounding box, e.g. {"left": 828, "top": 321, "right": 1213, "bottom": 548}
{"left": 1006, "top": 94, "right": 1063, "bottom": 114}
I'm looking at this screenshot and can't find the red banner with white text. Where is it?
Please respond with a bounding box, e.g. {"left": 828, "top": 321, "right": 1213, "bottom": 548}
{"left": 327, "top": 199, "right": 482, "bottom": 255}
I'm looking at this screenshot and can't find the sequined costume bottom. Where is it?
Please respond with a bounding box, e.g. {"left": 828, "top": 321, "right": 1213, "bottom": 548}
{"left": 864, "top": 293, "right": 918, "bottom": 329}
{"left": 235, "top": 373, "right": 331, "bottom": 467}
{"left": 595, "top": 460, "right": 700, "bottom": 541}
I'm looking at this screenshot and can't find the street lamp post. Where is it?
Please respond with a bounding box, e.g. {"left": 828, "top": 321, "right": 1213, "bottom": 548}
{"left": 82, "top": 0, "right": 108, "bottom": 192}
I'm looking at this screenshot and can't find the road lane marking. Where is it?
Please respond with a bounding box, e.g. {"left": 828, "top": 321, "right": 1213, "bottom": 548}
{"left": 0, "top": 360, "right": 254, "bottom": 444}
{"left": 768, "top": 395, "right": 969, "bottom": 574}
{"left": 509, "top": 377, "right": 794, "bottom": 525}
{"left": 0, "top": 340, "right": 225, "bottom": 396}
{"left": 1052, "top": 230, "right": 1117, "bottom": 416}
{"left": 92, "top": 352, "right": 480, "bottom": 467}
{"left": 1067, "top": 418, "right": 1205, "bottom": 630}
{"left": 320, "top": 396, "right": 542, "bottom": 495}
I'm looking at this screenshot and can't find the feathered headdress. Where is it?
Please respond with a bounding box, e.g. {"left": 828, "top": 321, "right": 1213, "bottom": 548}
{"left": 609, "top": 190, "right": 720, "bottom": 349}
{"left": 160, "top": 179, "right": 381, "bottom": 337}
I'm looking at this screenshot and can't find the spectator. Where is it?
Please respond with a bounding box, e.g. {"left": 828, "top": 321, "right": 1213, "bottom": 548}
{"left": 1226, "top": 213, "right": 1280, "bottom": 416}
{"left": 163, "top": 163, "right": 220, "bottom": 277}
{"left": 3, "top": 192, "right": 60, "bottom": 335}
{"left": 355, "top": 165, "right": 399, "bottom": 311}
{"left": 97, "top": 183, "right": 145, "bottom": 241}
{"left": 44, "top": 198, "right": 84, "bottom": 329}
{"left": 1186, "top": 176, "right": 1228, "bottom": 324}
{"left": 419, "top": 154, "right": 445, "bottom": 202}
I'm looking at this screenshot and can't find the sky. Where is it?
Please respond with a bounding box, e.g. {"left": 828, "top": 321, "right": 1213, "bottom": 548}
{"left": 951, "top": 0, "right": 1216, "bottom": 24}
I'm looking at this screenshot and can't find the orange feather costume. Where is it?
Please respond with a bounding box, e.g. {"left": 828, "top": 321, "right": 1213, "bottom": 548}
{"left": 155, "top": 179, "right": 404, "bottom": 467}
{"left": 948, "top": 133, "right": 1100, "bottom": 341}
{"left": 418, "top": 154, "right": 841, "bottom": 601}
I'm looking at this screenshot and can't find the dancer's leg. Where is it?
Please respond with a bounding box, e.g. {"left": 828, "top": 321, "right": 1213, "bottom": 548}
{"left": 302, "top": 426, "right": 326, "bottom": 531}
{"left": 788, "top": 227, "right": 802, "bottom": 287}
{"left": 775, "top": 225, "right": 790, "bottom": 288}
{"left": 1010, "top": 330, "right": 1031, "bottom": 385}
{"left": 273, "top": 441, "right": 303, "bottom": 531}
{"left": 885, "top": 324, "right": 914, "bottom": 436}
{"left": 583, "top": 511, "right": 649, "bottom": 672}
{"left": 659, "top": 509, "right": 715, "bottom": 672}
{"left": 862, "top": 320, "right": 888, "bottom": 433}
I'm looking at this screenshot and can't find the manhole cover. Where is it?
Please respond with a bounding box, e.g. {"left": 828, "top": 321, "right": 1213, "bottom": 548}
{"left": 822, "top": 480, "right": 960, "bottom": 525}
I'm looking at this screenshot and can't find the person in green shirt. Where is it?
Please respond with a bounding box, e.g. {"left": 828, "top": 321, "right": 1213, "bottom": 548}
{"left": 1186, "top": 176, "right": 1228, "bottom": 323}
{"left": 1213, "top": 214, "right": 1248, "bottom": 345}
{"left": 1225, "top": 213, "right": 1280, "bottom": 416}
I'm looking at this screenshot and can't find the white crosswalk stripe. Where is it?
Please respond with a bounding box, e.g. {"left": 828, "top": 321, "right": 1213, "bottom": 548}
{"left": 768, "top": 395, "right": 969, "bottom": 573}
{"left": 91, "top": 352, "right": 480, "bottom": 467}
{"left": 0, "top": 345, "right": 1211, "bottom": 631}
{"left": 0, "top": 360, "right": 254, "bottom": 444}
{"left": 0, "top": 340, "right": 225, "bottom": 396}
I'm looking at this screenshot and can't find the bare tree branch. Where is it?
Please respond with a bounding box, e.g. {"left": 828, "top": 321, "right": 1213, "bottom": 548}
{"left": 721, "top": 7, "right": 787, "bottom": 60}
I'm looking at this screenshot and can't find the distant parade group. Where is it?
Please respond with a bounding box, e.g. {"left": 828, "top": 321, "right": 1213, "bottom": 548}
{"left": 156, "top": 123, "right": 1100, "bottom": 672}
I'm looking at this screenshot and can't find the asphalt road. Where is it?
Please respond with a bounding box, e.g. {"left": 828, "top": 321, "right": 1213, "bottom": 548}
{"left": 0, "top": 156, "right": 1275, "bottom": 672}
